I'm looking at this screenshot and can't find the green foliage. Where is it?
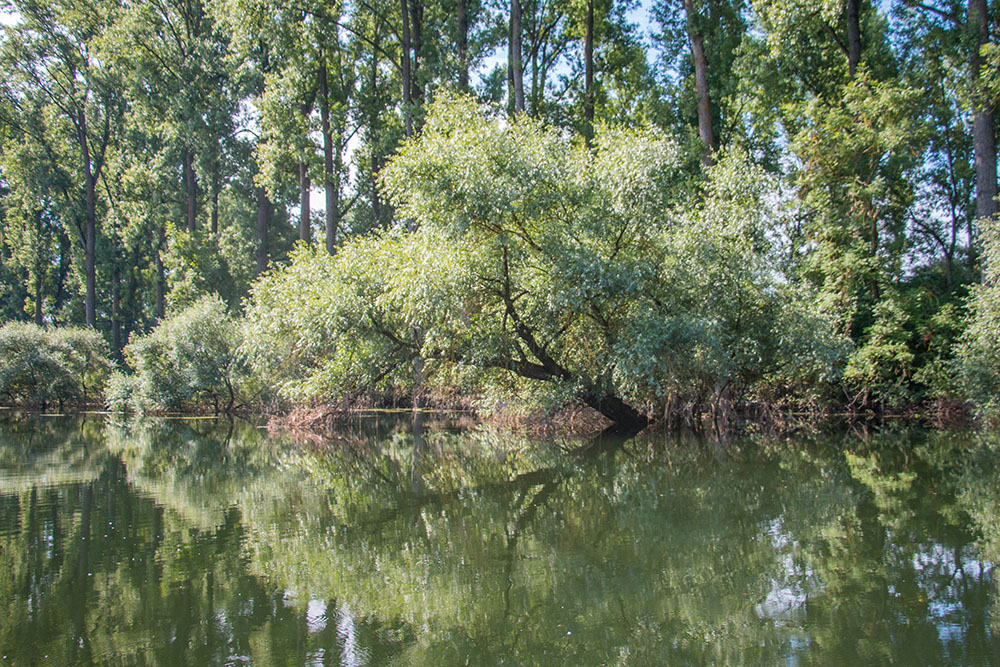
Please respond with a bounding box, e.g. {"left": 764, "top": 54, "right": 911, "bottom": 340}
{"left": 957, "top": 218, "right": 1000, "bottom": 421}
{"left": 0, "top": 322, "right": 112, "bottom": 406}
{"left": 112, "top": 295, "right": 245, "bottom": 413}
{"left": 245, "top": 96, "right": 844, "bottom": 420}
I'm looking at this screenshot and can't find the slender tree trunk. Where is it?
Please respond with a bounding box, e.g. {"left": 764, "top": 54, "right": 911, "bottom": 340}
{"left": 401, "top": 0, "right": 414, "bottom": 137}
{"left": 184, "top": 147, "right": 197, "bottom": 232}
{"left": 457, "top": 0, "right": 469, "bottom": 91}
{"left": 33, "top": 212, "right": 43, "bottom": 325}
{"left": 531, "top": 43, "right": 540, "bottom": 116}
{"left": 971, "top": 0, "right": 997, "bottom": 238}
{"left": 410, "top": 0, "right": 424, "bottom": 106}
{"left": 511, "top": 0, "right": 525, "bottom": 112}
{"left": 369, "top": 49, "right": 385, "bottom": 227}
{"left": 584, "top": 0, "right": 594, "bottom": 141}
{"left": 682, "top": 0, "right": 714, "bottom": 166}
{"left": 34, "top": 276, "right": 43, "bottom": 325}
{"left": 54, "top": 234, "right": 70, "bottom": 321}
{"left": 846, "top": 0, "right": 861, "bottom": 79}
{"left": 81, "top": 120, "right": 97, "bottom": 329}
{"left": 111, "top": 261, "right": 121, "bottom": 358}
{"left": 210, "top": 163, "right": 219, "bottom": 235}
{"left": 255, "top": 186, "right": 269, "bottom": 276}
{"left": 154, "top": 225, "right": 165, "bottom": 320}
{"left": 319, "top": 57, "right": 338, "bottom": 254}
{"left": 299, "top": 160, "right": 311, "bottom": 243}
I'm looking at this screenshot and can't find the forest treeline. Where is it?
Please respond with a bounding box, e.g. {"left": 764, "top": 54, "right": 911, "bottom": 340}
{"left": 1, "top": 0, "right": 1000, "bottom": 428}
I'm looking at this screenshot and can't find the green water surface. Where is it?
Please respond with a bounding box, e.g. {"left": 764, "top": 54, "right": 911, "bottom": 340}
{"left": 0, "top": 413, "right": 998, "bottom": 665}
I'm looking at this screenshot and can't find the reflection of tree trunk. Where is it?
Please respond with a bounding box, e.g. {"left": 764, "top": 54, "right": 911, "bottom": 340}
{"left": 73, "top": 483, "right": 92, "bottom": 661}
{"left": 410, "top": 411, "right": 426, "bottom": 495}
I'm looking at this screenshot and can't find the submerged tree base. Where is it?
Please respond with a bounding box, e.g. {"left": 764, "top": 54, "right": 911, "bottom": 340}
{"left": 265, "top": 392, "right": 975, "bottom": 443}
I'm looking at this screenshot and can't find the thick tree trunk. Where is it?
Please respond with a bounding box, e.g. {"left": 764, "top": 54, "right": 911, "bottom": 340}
{"left": 299, "top": 160, "right": 311, "bottom": 243}
{"left": 184, "top": 147, "right": 197, "bottom": 232}
{"left": 511, "top": 0, "right": 525, "bottom": 112}
{"left": 457, "top": 0, "right": 469, "bottom": 91}
{"left": 682, "top": 0, "right": 714, "bottom": 166}
{"left": 971, "top": 0, "right": 997, "bottom": 231}
{"left": 401, "top": 0, "right": 414, "bottom": 137}
{"left": 846, "top": 0, "right": 861, "bottom": 79}
{"left": 255, "top": 186, "right": 269, "bottom": 276}
{"left": 584, "top": 392, "right": 648, "bottom": 431}
{"left": 584, "top": 0, "right": 594, "bottom": 142}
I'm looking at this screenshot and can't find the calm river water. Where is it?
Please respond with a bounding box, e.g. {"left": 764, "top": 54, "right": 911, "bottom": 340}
{"left": 0, "top": 413, "right": 999, "bottom": 665}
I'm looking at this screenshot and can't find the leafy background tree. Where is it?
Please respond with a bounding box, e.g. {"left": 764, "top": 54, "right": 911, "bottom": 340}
{"left": 0, "top": 0, "right": 998, "bottom": 422}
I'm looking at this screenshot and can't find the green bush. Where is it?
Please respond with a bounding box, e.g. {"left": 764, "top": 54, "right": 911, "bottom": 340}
{"left": 114, "top": 295, "right": 246, "bottom": 414}
{"left": 243, "top": 96, "right": 845, "bottom": 424}
{"left": 0, "top": 322, "right": 112, "bottom": 407}
{"left": 957, "top": 219, "right": 1000, "bottom": 422}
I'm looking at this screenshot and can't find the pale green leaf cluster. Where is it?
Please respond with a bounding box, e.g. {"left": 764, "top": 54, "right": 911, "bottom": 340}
{"left": 109, "top": 295, "right": 244, "bottom": 413}
{"left": 0, "top": 322, "right": 112, "bottom": 406}
{"left": 245, "top": 96, "right": 845, "bottom": 417}
{"left": 957, "top": 218, "right": 1000, "bottom": 421}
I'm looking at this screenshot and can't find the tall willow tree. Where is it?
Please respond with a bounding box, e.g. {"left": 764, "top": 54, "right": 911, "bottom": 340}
{"left": 0, "top": 0, "right": 126, "bottom": 330}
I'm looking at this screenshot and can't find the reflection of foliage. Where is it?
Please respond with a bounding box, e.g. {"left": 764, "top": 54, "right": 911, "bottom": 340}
{"left": 2, "top": 416, "right": 1000, "bottom": 664}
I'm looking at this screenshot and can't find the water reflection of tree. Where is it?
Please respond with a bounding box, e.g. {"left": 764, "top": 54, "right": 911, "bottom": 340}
{"left": 228, "top": 424, "right": 1000, "bottom": 664}
{"left": 3, "top": 416, "right": 1000, "bottom": 664}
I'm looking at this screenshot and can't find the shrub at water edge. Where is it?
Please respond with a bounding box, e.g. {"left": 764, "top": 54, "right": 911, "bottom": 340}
{"left": 0, "top": 322, "right": 112, "bottom": 408}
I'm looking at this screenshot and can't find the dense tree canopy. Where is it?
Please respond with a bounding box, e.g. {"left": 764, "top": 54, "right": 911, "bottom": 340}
{"left": 0, "top": 0, "right": 999, "bottom": 423}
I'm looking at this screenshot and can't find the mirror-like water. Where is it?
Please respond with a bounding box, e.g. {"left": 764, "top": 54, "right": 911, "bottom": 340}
{"left": 0, "top": 413, "right": 999, "bottom": 665}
